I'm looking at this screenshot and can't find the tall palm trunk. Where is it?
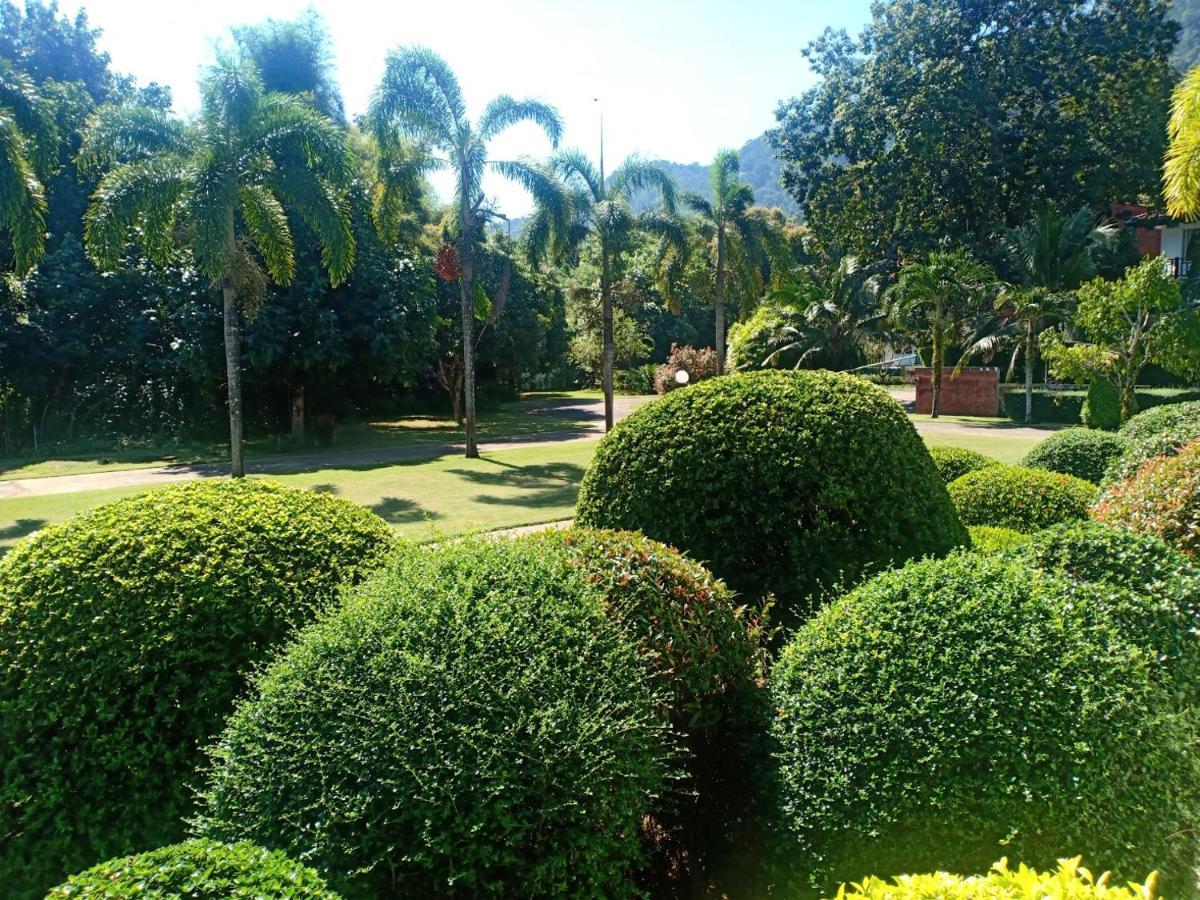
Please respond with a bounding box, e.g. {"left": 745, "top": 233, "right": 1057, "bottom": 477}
{"left": 714, "top": 225, "right": 727, "bottom": 375}
{"left": 600, "top": 243, "right": 614, "bottom": 432}
{"left": 931, "top": 327, "right": 943, "bottom": 419}
{"left": 1024, "top": 318, "right": 1035, "bottom": 423}
{"left": 222, "top": 284, "right": 245, "bottom": 478}
{"left": 458, "top": 244, "right": 479, "bottom": 458}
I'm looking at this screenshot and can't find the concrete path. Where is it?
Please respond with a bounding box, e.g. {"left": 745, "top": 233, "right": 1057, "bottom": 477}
{"left": 0, "top": 395, "right": 648, "bottom": 500}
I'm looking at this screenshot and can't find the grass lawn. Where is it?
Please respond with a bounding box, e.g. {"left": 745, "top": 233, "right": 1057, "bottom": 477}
{"left": 0, "top": 390, "right": 608, "bottom": 481}
{"left": 919, "top": 430, "right": 1042, "bottom": 465}
{"left": 0, "top": 439, "right": 598, "bottom": 553}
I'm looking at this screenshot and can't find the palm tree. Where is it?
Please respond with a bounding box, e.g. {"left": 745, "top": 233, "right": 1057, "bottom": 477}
{"left": 1, "top": 60, "right": 56, "bottom": 275}
{"left": 528, "top": 149, "right": 684, "bottom": 430}
{"left": 79, "top": 58, "right": 355, "bottom": 477}
{"left": 1165, "top": 64, "right": 1200, "bottom": 220}
{"left": 886, "top": 249, "right": 995, "bottom": 418}
{"left": 973, "top": 206, "right": 1114, "bottom": 422}
{"left": 683, "top": 150, "right": 772, "bottom": 373}
{"left": 369, "top": 46, "right": 565, "bottom": 457}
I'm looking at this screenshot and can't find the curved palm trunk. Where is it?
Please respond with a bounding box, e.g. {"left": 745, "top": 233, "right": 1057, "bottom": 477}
{"left": 222, "top": 285, "right": 245, "bottom": 478}
{"left": 714, "top": 226, "right": 727, "bottom": 375}
{"left": 1024, "top": 318, "right": 1036, "bottom": 423}
{"left": 459, "top": 248, "right": 479, "bottom": 458}
{"left": 600, "top": 243, "right": 614, "bottom": 432}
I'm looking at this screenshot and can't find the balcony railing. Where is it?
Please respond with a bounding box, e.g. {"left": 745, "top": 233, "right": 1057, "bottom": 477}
{"left": 1169, "top": 257, "right": 1193, "bottom": 278}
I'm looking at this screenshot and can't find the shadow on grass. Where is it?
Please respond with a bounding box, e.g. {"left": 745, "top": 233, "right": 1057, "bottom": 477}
{"left": 444, "top": 459, "right": 586, "bottom": 509}
{"left": 370, "top": 496, "right": 440, "bottom": 524}
{"left": 0, "top": 518, "right": 47, "bottom": 541}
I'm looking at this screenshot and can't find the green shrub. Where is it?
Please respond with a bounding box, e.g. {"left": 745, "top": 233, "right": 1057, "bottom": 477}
{"left": 968, "top": 525, "right": 1028, "bottom": 552}
{"left": 1020, "top": 428, "right": 1129, "bottom": 483}
{"left": 835, "top": 857, "right": 1157, "bottom": 900}
{"left": 517, "top": 528, "right": 768, "bottom": 889}
{"left": 1000, "top": 388, "right": 1200, "bottom": 425}
{"left": 1107, "top": 400, "right": 1200, "bottom": 482}
{"left": 46, "top": 839, "right": 341, "bottom": 899}
{"left": 576, "top": 370, "right": 967, "bottom": 618}
{"left": 1093, "top": 441, "right": 1200, "bottom": 558}
{"left": 928, "top": 446, "right": 999, "bottom": 484}
{"left": 614, "top": 364, "right": 657, "bottom": 395}
{"left": 1082, "top": 379, "right": 1122, "bottom": 430}
{"left": 947, "top": 464, "right": 1096, "bottom": 530}
{"left": 654, "top": 344, "right": 720, "bottom": 394}
{"left": 771, "top": 553, "right": 1200, "bottom": 896}
{"left": 195, "top": 538, "right": 672, "bottom": 898}
{"left": 0, "top": 480, "right": 398, "bottom": 897}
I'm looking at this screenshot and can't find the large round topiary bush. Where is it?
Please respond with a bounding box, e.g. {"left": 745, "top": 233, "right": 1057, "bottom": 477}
{"left": 1092, "top": 440, "right": 1200, "bottom": 557}
{"left": 1020, "top": 428, "right": 1129, "bottom": 484}
{"left": 575, "top": 370, "right": 967, "bottom": 618}
{"left": 927, "top": 445, "right": 999, "bottom": 484}
{"left": 0, "top": 479, "right": 398, "bottom": 897}
{"left": 947, "top": 464, "right": 1096, "bottom": 530}
{"left": 46, "top": 839, "right": 342, "bottom": 899}
{"left": 517, "top": 528, "right": 768, "bottom": 890}
{"left": 194, "top": 538, "right": 673, "bottom": 898}
{"left": 1108, "top": 400, "right": 1200, "bottom": 482}
{"left": 771, "top": 553, "right": 1200, "bottom": 897}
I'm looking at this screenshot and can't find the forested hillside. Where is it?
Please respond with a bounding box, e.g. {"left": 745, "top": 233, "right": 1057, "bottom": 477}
{"left": 1173, "top": 0, "right": 1200, "bottom": 69}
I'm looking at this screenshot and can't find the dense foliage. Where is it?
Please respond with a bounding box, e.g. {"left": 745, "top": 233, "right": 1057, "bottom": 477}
{"left": 927, "top": 445, "right": 998, "bottom": 484}
{"left": 46, "top": 840, "right": 342, "bottom": 899}
{"left": 834, "top": 858, "right": 1159, "bottom": 900}
{"left": 1083, "top": 377, "right": 1123, "bottom": 430}
{"left": 1021, "top": 428, "right": 1129, "bottom": 484}
{"left": 1107, "top": 400, "right": 1200, "bottom": 481}
{"left": 1093, "top": 440, "right": 1200, "bottom": 557}
{"left": 576, "top": 370, "right": 967, "bottom": 618}
{"left": 967, "top": 524, "right": 1028, "bottom": 553}
{"left": 947, "top": 464, "right": 1097, "bottom": 530}
{"left": 195, "top": 538, "right": 672, "bottom": 898}
{"left": 0, "top": 480, "right": 397, "bottom": 897}
{"left": 771, "top": 553, "right": 1200, "bottom": 896}
{"left": 654, "top": 343, "right": 719, "bottom": 393}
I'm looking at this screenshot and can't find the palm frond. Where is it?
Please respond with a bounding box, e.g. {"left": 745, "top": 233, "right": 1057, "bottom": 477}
{"left": 0, "top": 60, "right": 58, "bottom": 176}
{"left": 239, "top": 183, "right": 295, "bottom": 284}
{"left": 76, "top": 104, "right": 187, "bottom": 178}
{"left": 609, "top": 156, "right": 676, "bottom": 212}
{"left": 368, "top": 46, "right": 463, "bottom": 150}
{"left": 1167, "top": 66, "right": 1200, "bottom": 220}
{"left": 269, "top": 166, "right": 355, "bottom": 285}
{"left": 478, "top": 95, "right": 562, "bottom": 146}
{"left": 373, "top": 140, "right": 440, "bottom": 243}
{"left": 83, "top": 154, "right": 192, "bottom": 271}
{"left": 681, "top": 191, "right": 714, "bottom": 220}
{"left": 0, "top": 112, "right": 46, "bottom": 275}
{"left": 244, "top": 93, "right": 352, "bottom": 185}
{"left": 550, "top": 148, "right": 602, "bottom": 201}
{"left": 200, "top": 56, "right": 264, "bottom": 136}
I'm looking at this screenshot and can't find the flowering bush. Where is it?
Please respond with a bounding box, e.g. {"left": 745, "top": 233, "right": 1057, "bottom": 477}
{"left": 1092, "top": 440, "right": 1200, "bottom": 557}
{"left": 654, "top": 343, "right": 720, "bottom": 393}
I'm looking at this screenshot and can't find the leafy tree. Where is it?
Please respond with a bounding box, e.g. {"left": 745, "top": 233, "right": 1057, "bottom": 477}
{"left": 0, "top": 0, "right": 117, "bottom": 100}
{"left": 369, "top": 46, "right": 564, "bottom": 457}
{"left": 232, "top": 10, "right": 344, "bottom": 123}
{"left": 886, "top": 249, "right": 996, "bottom": 418}
{"left": 1042, "top": 258, "right": 1200, "bottom": 421}
{"left": 529, "top": 149, "right": 683, "bottom": 429}
{"left": 682, "top": 150, "right": 774, "bottom": 372}
{"left": 771, "top": 0, "right": 1178, "bottom": 258}
{"left": 79, "top": 58, "right": 355, "bottom": 476}
{"left": 969, "top": 206, "right": 1116, "bottom": 422}
{"left": 0, "top": 60, "right": 55, "bottom": 275}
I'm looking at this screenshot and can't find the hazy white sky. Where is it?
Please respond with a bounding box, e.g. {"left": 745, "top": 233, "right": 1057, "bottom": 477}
{"left": 48, "top": 0, "right": 873, "bottom": 213}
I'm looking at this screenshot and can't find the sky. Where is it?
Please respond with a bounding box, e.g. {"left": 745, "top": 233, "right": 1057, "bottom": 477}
{"left": 48, "top": 0, "right": 874, "bottom": 214}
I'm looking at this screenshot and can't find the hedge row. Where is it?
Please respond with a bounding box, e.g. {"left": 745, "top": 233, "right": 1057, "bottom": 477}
{"left": 1001, "top": 387, "right": 1200, "bottom": 424}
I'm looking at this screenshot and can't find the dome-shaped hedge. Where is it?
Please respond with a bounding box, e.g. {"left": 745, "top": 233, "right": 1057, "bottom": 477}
{"left": 1108, "top": 401, "right": 1200, "bottom": 482}
{"left": 1093, "top": 440, "right": 1200, "bottom": 557}
{"left": 947, "top": 464, "right": 1096, "bottom": 530}
{"left": 927, "top": 445, "right": 999, "bottom": 484}
{"left": 0, "top": 480, "right": 398, "bottom": 897}
{"left": 46, "top": 839, "right": 341, "bottom": 899}
{"left": 517, "top": 528, "right": 768, "bottom": 889}
{"left": 575, "top": 370, "right": 967, "bottom": 618}
{"left": 195, "top": 538, "right": 672, "bottom": 898}
{"left": 1020, "top": 428, "right": 1129, "bottom": 484}
{"left": 836, "top": 858, "right": 1156, "bottom": 900}
{"left": 771, "top": 553, "right": 1200, "bottom": 896}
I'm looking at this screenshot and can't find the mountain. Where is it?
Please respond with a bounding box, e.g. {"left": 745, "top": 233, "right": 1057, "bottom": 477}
{"left": 1172, "top": 0, "right": 1200, "bottom": 70}
{"left": 632, "top": 133, "right": 801, "bottom": 218}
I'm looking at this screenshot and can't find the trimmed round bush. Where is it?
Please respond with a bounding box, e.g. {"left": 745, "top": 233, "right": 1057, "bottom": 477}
{"left": 1093, "top": 440, "right": 1200, "bottom": 557}
{"left": 47, "top": 839, "right": 341, "bottom": 899}
{"left": 517, "top": 528, "right": 769, "bottom": 888}
{"left": 836, "top": 858, "right": 1157, "bottom": 900}
{"left": 1082, "top": 378, "right": 1121, "bottom": 430}
{"left": 195, "top": 538, "right": 672, "bottom": 898}
{"left": 0, "top": 480, "right": 398, "bottom": 897}
{"left": 967, "top": 524, "right": 1028, "bottom": 553}
{"left": 771, "top": 553, "right": 1200, "bottom": 896}
{"left": 1108, "top": 400, "right": 1200, "bottom": 482}
{"left": 947, "top": 464, "right": 1096, "bottom": 530}
{"left": 928, "top": 445, "right": 999, "bottom": 484}
{"left": 1020, "top": 428, "right": 1129, "bottom": 484}
{"left": 575, "top": 370, "right": 967, "bottom": 618}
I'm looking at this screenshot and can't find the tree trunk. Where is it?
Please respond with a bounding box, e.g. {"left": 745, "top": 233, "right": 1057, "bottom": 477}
{"left": 223, "top": 285, "right": 245, "bottom": 478}
{"left": 931, "top": 329, "right": 943, "bottom": 419}
{"left": 1120, "top": 376, "right": 1138, "bottom": 422}
{"left": 459, "top": 248, "right": 479, "bottom": 458}
{"left": 1024, "top": 318, "right": 1035, "bottom": 424}
{"left": 600, "top": 245, "right": 615, "bottom": 432}
{"left": 290, "top": 385, "right": 305, "bottom": 443}
{"left": 714, "top": 226, "right": 727, "bottom": 375}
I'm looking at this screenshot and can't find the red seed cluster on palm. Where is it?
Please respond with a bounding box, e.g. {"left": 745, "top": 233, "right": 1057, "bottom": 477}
{"left": 435, "top": 243, "right": 461, "bottom": 282}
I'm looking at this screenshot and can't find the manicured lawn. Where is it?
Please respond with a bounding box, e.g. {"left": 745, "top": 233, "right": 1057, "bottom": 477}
{"left": 920, "top": 430, "right": 1042, "bottom": 465}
